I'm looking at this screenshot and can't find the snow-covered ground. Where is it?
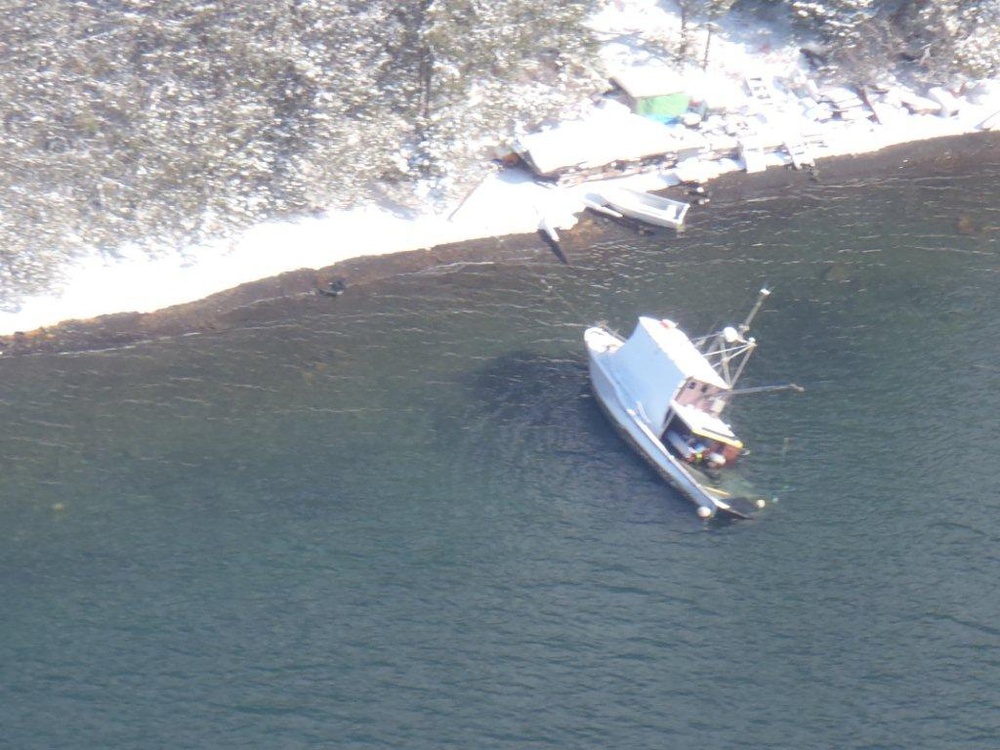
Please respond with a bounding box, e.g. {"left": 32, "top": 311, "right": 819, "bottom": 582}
{"left": 3, "top": 0, "right": 999, "bottom": 338}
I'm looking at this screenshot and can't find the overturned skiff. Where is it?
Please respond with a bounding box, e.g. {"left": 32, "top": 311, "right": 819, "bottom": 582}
{"left": 585, "top": 289, "right": 779, "bottom": 519}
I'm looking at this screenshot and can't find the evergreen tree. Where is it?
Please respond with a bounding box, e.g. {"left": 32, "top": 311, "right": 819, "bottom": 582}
{"left": 892, "top": 0, "right": 1000, "bottom": 80}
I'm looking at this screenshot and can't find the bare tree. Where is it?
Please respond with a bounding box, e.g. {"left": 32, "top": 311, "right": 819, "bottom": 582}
{"left": 672, "top": 0, "right": 738, "bottom": 66}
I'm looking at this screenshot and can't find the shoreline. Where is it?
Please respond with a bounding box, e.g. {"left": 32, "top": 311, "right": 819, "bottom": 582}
{"left": 4, "top": 1, "right": 1000, "bottom": 350}
{"left": 3, "top": 130, "right": 996, "bottom": 357}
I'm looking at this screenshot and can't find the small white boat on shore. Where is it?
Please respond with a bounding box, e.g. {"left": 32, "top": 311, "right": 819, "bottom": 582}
{"left": 585, "top": 289, "right": 780, "bottom": 519}
{"left": 592, "top": 186, "right": 690, "bottom": 229}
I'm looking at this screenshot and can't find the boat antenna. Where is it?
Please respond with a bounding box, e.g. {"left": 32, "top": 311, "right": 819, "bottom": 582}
{"left": 739, "top": 287, "right": 771, "bottom": 335}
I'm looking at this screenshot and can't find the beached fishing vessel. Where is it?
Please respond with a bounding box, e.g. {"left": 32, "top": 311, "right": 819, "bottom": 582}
{"left": 585, "top": 289, "right": 779, "bottom": 519}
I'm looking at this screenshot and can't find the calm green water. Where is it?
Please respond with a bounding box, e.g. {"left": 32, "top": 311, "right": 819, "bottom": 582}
{"left": 2, "top": 139, "right": 998, "bottom": 748}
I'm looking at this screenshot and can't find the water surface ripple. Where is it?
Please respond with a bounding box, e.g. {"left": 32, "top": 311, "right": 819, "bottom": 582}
{"left": 2, "top": 141, "right": 998, "bottom": 748}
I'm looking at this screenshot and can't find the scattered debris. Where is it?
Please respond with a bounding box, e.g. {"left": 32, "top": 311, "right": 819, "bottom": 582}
{"left": 784, "top": 139, "right": 815, "bottom": 169}
{"left": 317, "top": 278, "right": 347, "bottom": 298}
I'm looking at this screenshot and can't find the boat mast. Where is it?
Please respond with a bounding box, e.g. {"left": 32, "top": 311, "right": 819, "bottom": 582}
{"left": 698, "top": 288, "right": 771, "bottom": 388}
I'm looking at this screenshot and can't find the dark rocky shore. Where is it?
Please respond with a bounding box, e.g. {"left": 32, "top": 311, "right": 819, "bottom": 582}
{"left": 2, "top": 130, "right": 997, "bottom": 357}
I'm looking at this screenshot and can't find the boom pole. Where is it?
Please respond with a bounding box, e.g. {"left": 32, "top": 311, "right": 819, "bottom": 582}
{"left": 739, "top": 287, "right": 771, "bottom": 334}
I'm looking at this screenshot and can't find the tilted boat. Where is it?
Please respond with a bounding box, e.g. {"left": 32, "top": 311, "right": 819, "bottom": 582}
{"left": 585, "top": 289, "right": 776, "bottom": 519}
{"left": 592, "top": 186, "right": 690, "bottom": 229}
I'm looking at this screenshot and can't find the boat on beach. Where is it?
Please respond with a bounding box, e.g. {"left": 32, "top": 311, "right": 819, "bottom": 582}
{"left": 585, "top": 289, "right": 778, "bottom": 519}
{"left": 590, "top": 186, "right": 690, "bottom": 229}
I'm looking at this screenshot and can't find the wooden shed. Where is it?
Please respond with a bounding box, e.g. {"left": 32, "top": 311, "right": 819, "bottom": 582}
{"left": 612, "top": 67, "right": 690, "bottom": 123}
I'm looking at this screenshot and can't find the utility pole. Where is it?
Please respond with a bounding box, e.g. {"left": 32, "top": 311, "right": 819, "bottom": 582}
{"left": 702, "top": 22, "right": 719, "bottom": 71}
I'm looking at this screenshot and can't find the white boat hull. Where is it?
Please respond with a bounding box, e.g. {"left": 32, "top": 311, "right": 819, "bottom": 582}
{"left": 597, "top": 187, "right": 690, "bottom": 229}
{"left": 585, "top": 326, "right": 749, "bottom": 519}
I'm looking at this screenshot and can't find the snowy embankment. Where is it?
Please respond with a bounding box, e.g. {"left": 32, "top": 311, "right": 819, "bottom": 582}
{"left": 2, "top": 0, "right": 999, "bottom": 338}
